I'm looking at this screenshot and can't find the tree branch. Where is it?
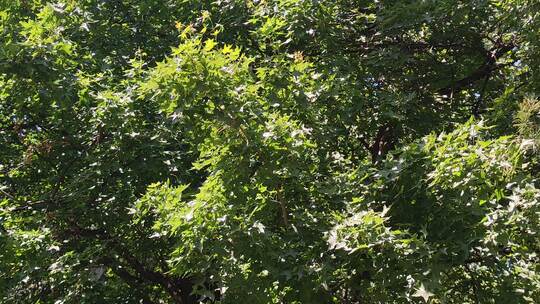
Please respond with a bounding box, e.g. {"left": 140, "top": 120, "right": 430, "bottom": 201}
{"left": 66, "top": 223, "right": 196, "bottom": 304}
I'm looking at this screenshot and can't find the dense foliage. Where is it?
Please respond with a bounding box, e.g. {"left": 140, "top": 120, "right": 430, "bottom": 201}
{"left": 1, "top": 0, "right": 540, "bottom": 303}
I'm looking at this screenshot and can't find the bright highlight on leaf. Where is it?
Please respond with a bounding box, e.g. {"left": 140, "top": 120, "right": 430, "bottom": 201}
{"left": 413, "top": 283, "right": 434, "bottom": 303}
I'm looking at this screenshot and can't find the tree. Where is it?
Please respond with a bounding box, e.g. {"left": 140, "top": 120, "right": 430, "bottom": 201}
{"left": 1, "top": 0, "right": 539, "bottom": 303}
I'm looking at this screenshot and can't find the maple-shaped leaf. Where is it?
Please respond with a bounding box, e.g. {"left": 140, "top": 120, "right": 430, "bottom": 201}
{"left": 413, "top": 283, "right": 434, "bottom": 303}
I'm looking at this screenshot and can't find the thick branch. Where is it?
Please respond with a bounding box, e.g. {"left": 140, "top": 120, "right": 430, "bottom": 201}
{"left": 438, "top": 43, "right": 515, "bottom": 96}
{"left": 101, "top": 257, "right": 157, "bottom": 304}
{"left": 363, "top": 124, "right": 395, "bottom": 163}
{"left": 67, "top": 223, "right": 196, "bottom": 304}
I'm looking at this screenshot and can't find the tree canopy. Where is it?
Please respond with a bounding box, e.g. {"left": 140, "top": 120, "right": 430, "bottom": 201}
{"left": 1, "top": 0, "right": 540, "bottom": 303}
